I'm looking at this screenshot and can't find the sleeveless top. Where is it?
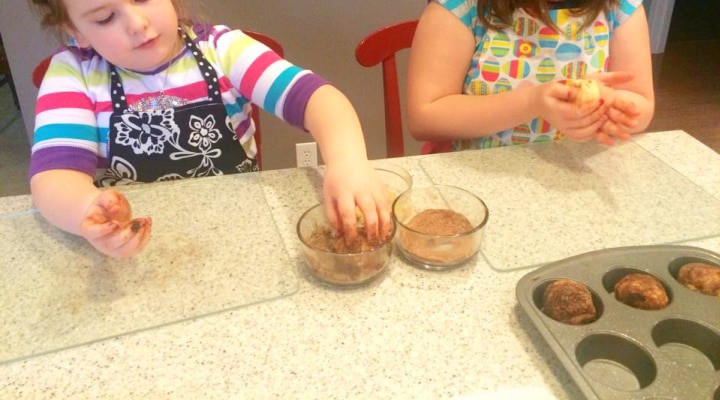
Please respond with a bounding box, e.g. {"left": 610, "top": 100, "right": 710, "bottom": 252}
{"left": 434, "top": 0, "right": 642, "bottom": 149}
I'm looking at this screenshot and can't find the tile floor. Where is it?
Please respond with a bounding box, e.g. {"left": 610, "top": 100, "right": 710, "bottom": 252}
{"left": 0, "top": 84, "right": 30, "bottom": 197}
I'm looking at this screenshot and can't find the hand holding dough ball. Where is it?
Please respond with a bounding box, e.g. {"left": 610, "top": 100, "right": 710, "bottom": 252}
{"left": 567, "top": 79, "right": 601, "bottom": 107}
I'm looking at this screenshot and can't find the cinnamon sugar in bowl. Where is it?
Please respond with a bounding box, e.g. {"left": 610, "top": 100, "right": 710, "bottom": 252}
{"left": 297, "top": 203, "right": 395, "bottom": 288}
{"left": 393, "top": 185, "right": 488, "bottom": 270}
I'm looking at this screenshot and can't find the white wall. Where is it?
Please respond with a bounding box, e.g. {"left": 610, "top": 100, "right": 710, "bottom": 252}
{"left": 644, "top": 0, "right": 676, "bottom": 54}
{"left": 1, "top": 0, "right": 426, "bottom": 170}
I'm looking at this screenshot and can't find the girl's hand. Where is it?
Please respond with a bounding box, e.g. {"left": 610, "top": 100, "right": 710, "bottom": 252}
{"left": 79, "top": 189, "right": 152, "bottom": 258}
{"left": 322, "top": 161, "right": 392, "bottom": 244}
{"left": 595, "top": 91, "right": 642, "bottom": 146}
{"left": 532, "top": 81, "right": 609, "bottom": 142}
{"left": 585, "top": 71, "right": 637, "bottom": 146}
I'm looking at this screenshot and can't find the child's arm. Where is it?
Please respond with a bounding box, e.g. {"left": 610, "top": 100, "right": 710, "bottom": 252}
{"left": 599, "top": 4, "right": 655, "bottom": 143}
{"left": 303, "top": 85, "right": 392, "bottom": 242}
{"left": 407, "top": 3, "right": 605, "bottom": 142}
{"left": 31, "top": 170, "right": 151, "bottom": 258}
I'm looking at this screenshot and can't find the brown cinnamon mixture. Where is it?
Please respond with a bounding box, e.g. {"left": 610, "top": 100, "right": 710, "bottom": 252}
{"left": 306, "top": 226, "right": 388, "bottom": 254}
{"left": 399, "top": 209, "right": 477, "bottom": 265}
{"left": 130, "top": 219, "right": 142, "bottom": 233}
{"left": 304, "top": 226, "right": 391, "bottom": 285}
{"left": 404, "top": 209, "right": 473, "bottom": 235}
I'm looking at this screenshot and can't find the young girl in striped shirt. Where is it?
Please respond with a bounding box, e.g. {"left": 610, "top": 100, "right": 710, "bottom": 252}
{"left": 28, "top": 0, "right": 391, "bottom": 258}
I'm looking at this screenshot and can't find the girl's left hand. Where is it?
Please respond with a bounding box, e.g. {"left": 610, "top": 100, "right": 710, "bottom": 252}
{"left": 595, "top": 91, "right": 642, "bottom": 146}
{"left": 322, "top": 161, "right": 393, "bottom": 243}
{"left": 80, "top": 189, "right": 153, "bottom": 258}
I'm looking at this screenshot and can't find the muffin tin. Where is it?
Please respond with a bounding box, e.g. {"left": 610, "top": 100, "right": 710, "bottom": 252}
{"left": 516, "top": 245, "right": 720, "bottom": 400}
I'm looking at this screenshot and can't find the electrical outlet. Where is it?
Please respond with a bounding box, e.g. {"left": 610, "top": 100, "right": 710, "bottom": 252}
{"left": 295, "top": 142, "right": 318, "bottom": 167}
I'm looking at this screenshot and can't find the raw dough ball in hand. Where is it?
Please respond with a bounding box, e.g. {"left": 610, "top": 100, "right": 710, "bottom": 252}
{"left": 568, "top": 79, "right": 601, "bottom": 106}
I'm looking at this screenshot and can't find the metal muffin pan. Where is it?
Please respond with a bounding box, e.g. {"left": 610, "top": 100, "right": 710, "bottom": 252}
{"left": 516, "top": 245, "right": 720, "bottom": 400}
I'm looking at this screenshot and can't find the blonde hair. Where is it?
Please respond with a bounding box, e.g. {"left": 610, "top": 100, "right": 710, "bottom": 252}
{"left": 28, "top": 0, "right": 192, "bottom": 30}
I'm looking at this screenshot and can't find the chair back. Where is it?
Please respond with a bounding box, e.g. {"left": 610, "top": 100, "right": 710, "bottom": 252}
{"left": 355, "top": 20, "right": 417, "bottom": 158}
{"left": 31, "top": 30, "right": 284, "bottom": 169}
{"left": 355, "top": 20, "right": 452, "bottom": 157}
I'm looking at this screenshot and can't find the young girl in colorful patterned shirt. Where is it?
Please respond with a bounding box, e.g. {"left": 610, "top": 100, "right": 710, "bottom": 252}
{"left": 28, "top": 0, "right": 391, "bottom": 257}
{"left": 407, "top": 0, "right": 654, "bottom": 150}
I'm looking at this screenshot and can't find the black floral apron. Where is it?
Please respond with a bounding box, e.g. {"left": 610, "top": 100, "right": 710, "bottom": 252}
{"left": 97, "top": 29, "right": 256, "bottom": 186}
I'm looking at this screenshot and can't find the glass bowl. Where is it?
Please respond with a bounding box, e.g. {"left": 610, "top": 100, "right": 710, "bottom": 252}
{"left": 297, "top": 203, "right": 396, "bottom": 288}
{"left": 374, "top": 163, "right": 413, "bottom": 201}
{"left": 393, "top": 185, "right": 489, "bottom": 270}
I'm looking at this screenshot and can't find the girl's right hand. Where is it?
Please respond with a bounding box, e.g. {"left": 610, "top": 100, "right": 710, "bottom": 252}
{"left": 79, "top": 189, "right": 152, "bottom": 258}
{"left": 531, "top": 81, "right": 609, "bottom": 142}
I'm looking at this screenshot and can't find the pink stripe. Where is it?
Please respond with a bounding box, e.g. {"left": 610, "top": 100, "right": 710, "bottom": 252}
{"left": 93, "top": 80, "right": 230, "bottom": 112}
{"left": 218, "top": 76, "right": 233, "bottom": 93}
{"left": 124, "top": 81, "right": 210, "bottom": 105}
{"left": 36, "top": 92, "right": 93, "bottom": 114}
{"left": 239, "top": 51, "right": 281, "bottom": 98}
{"left": 94, "top": 101, "right": 113, "bottom": 113}
{"left": 39, "top": 74, "right": 234, "bottom": 116}
{"left": 509, "top": 61, "right": 518, "bottom": 78}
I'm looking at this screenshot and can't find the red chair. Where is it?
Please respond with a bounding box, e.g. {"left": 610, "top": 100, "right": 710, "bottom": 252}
{"left": 31, "top": 30, "right": 284, "bottom": 169}
{"left": 355, "top": 20, "right": 452, "bottom": 158}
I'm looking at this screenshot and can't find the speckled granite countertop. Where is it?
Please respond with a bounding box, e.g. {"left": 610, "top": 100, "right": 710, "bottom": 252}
{"left": 1, "top": 130, "right": 718, "bottom": 399}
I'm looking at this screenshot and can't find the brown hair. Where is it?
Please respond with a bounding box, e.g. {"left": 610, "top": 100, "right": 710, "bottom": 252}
{"left": 28, "top": 0, "right": 191, "bottom": 30}
{"left": 477, "top": 0, "right": 618, "bottom": 31}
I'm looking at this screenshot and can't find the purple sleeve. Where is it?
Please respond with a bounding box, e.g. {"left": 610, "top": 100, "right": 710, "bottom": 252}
{"left": 282, "top": 74, "right": 330, "bottom": 131}
{"left": 28, "top": 147, "right": 98, "bottom": 180}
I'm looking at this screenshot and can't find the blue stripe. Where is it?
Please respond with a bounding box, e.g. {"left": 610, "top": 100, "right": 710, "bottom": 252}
{"left": 34, "top": 124, "right": 98, "bottom": 144}
{"left": 98, "top": 127, "right": 109, "bottom": 144}
{"left": 442, "top": 0, "right": 465, "bottom": 11}
{"left": 439, "top": 0, "right": 474, "bottom": 29}
{"left": 620, "top": 0, "right": 637, "bottom": 16}
{"left": 224, "top": 102, "right": 243, "bottom": 120}
{"left": 263, "top": 66, "right": 302, "bottom": 113}
{"left": 459, "top": 9, "right": 474, "bottom": 27}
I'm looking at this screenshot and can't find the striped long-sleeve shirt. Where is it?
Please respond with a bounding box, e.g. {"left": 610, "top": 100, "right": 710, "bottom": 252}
{"left": 30, "top": 23, "right": 328, "bottom": 179}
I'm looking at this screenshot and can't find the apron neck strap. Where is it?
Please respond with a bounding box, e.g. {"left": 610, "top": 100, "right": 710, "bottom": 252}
{"left": 109, "top": 25, "right": 223, "bottom": 112}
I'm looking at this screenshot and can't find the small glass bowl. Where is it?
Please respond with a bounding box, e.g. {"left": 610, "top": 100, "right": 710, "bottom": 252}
{"left": 393, "top": 185, "right": 489, "bottom": 270}
{"left": 297, "top": 203, "right": 396, "bottom": 288}
{"left": 374, "top": 163, "right": 413, "bottom": 201}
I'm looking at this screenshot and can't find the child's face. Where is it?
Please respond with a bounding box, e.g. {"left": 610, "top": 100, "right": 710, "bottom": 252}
{"left": 63, "top": 0, "right": 181, "bottom": 72}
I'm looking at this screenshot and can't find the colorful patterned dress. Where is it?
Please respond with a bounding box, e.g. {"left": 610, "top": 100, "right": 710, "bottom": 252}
{"left": 434, "top": 0, "right": 642, "bottom": 149}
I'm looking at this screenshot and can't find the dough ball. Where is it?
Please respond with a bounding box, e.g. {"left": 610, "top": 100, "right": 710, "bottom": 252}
{"left": 678, "top": 263, "right": 720, "bottom": 297}
{"left": 542, "top": 279, "right": 597, "bottom": 325}
{"left": 614, "top": 273, "right": 669, "bottom": 310}
{"left": 568, "top": 79, "right": 600, "bottom": 106}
